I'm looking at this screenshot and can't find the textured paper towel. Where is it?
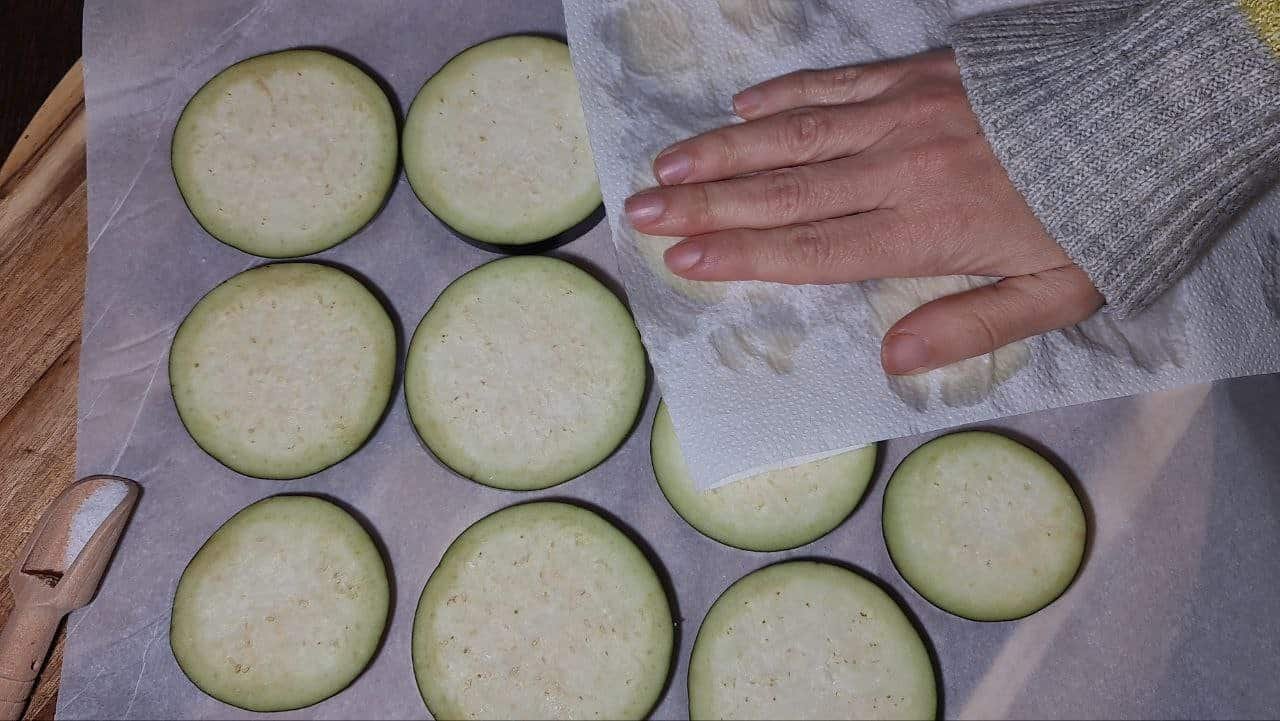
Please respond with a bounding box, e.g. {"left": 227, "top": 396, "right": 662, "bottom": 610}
{"left": 563, "top": 0, "right": 1280, "bottom": 490}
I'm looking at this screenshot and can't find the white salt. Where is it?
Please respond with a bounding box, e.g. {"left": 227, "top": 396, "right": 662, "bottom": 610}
{"left": 64, "top": 480, "right": 130, "bottom": 567}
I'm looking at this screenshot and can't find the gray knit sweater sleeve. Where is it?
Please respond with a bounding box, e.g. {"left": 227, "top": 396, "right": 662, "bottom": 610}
{"left": 950, "top": 0, "right": 1280, "bottom": 318}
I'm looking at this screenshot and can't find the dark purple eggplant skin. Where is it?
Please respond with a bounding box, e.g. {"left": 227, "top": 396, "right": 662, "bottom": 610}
{"left": 422, "top": 201, "right": 606, "bottom": 256}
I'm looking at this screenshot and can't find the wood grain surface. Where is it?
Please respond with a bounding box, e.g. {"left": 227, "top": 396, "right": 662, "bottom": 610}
{"left": 0, "top": 60, "right": 87, "bottom": 721}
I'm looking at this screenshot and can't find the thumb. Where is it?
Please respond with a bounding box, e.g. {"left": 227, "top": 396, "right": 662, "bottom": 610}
{"left": 880, "top": 267, "right": 1103, "bottom": 375}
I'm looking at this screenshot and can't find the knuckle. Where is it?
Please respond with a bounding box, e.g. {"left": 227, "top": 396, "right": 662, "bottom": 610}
{"left": 796, "top": 70, "right": 825, "bottom": 100}
{"left": 802, "top": 67, "right": 860, "bottom": 102}
{"left": 763, "top": 170, "right": 806, "bottom": 220}
{"left": 779, "top": 108, "right": 828, "bottom": 160}
{"left": 709, "top": 133, "right": 740, "bottom": 173}
{"left": 779, "top": 222, "right": 833, "bottom": 268}
{"left": 964, "top": 302, "right": 1007, "bottom": 353}
{"left": 690, "top": 184, "right": 716, "bottom": 225}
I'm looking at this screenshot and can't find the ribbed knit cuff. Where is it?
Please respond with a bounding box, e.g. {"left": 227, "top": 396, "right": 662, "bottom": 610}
{"left": 951, "top": 0, "right": 1280, "bottom": 317}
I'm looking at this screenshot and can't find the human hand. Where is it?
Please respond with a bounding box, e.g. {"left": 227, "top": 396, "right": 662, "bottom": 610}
{"left": 623, "top": 49, "right": 1103, "bottom": 376}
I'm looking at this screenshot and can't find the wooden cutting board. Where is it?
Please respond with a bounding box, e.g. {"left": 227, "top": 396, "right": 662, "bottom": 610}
{"left": 0, "top": 59, "right": 87, "bottom": 721}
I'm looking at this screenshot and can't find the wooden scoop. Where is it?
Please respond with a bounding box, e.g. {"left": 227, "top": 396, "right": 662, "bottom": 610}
{"left": 0, "top": 475, "right": 139, "bottom": 721}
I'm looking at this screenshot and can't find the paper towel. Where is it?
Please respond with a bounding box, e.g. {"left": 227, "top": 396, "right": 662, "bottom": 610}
{"left": 563, "top": 0, "right": 1280, "bottom": 490}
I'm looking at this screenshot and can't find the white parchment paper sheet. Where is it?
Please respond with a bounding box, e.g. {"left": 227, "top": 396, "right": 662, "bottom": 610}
{"left": 564, "top": 0, "right": 1280, "bottom": 489}
{"left": 63, "top": 1, "right": 1280, "bottom": 718}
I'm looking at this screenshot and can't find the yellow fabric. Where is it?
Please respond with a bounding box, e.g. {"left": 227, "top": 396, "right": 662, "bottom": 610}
{"left": 1241, "top": 0, "right": 1280, "bottom": 55}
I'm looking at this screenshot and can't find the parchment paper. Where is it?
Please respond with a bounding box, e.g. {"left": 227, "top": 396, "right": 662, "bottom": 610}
{"left": 63, "top": 1, "right": 1280, "bottom": 719}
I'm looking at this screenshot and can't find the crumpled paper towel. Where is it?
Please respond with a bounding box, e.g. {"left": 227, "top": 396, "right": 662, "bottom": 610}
{"left": 563, "top": 0, "right": 1280, "bottom": 490}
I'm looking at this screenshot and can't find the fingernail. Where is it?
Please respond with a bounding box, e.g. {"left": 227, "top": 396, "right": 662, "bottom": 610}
{"left": 664, "top": 241, "right": 703, "bottom": 273}
{"left": 733, "top": 88, "right": 763, "bottom": 116}
{"left": 883, "top": 332, "right": 930, "bottom": 375}
{"left": 653, "top": 148, "right": 691, "bottom": 185}
{"left": 624, "top": 191, "right": 665, "bottom": 225}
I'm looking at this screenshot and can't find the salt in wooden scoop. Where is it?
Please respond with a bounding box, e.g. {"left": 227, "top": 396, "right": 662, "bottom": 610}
{"left": 0, "top": 475, "right": 139, "bottom": 720}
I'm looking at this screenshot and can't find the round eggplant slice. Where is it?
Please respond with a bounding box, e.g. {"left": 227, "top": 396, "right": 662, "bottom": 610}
{"left": 169, "top": 263, "right": 396, "bottom": 479}
{"left": 403, "top": 36, "right": 602, "bottom": 252}
{"left": 171, "top": 495, "right": 390, "bottom": 712}
{"left": 412, "top": 502, "right": 673, "bottom": 719}
{"left": 883, "top": 430, "right": 1087, "bottom": 621}
{"left": 405, "top": 256, "right": 645, "bottom": 490}
{"left": 172, "top": 49, "right": 397, "bottom": 258}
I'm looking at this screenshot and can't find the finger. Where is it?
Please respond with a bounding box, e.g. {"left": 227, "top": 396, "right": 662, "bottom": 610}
{"left": 651, "top": 102, "right": 897, "bottom": 185}
{"left": 625, "top": 155, "right": 895, "bottom": 237}
{"left": 663, "top": 210, "right": 936, "bottom": 284}
{"left": 730, "top": 49, "right": 956, "bottom": 120}
{"left": 879, "top": 268, "right": 1104, "bottom": 375}
{"left": 731, "top": 63, "right": 909, "bottom": 120}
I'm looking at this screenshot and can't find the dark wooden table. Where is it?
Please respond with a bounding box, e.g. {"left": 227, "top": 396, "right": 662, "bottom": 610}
{"left": 0, "top": 2, "right": 86, "bottom": 719}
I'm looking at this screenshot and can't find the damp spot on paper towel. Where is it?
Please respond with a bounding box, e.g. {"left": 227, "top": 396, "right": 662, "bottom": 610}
{"left": 596, "top": 12, "right": 749, "bottom": 131}
{"left": 622, "top": 163, "right": 731, "bottom": 317}
{"left": 710, "top": 300, "right": 807, "bottom": 374}
{"left": 941, "top": 340, "right": 1031, "bottom": 407}
{"left": 1060, "top": 284, "right": 1188, "bottom": 371}
{"left": 863, "top": 275, "right": 1030, "bottom": 409}
{"left": 885, "top": 373, "right": 930, "bottom": 411}
{"left": 607, "top": 0, "right": 698, "bottom": 78}
{"left": 626, "top": 225, "right": 730, "bottom": 306}
{"left": 880, "top": 351, "right": 1032, "bottom": 412}
{"left": 717, "top": 0, "right": 817, "bottom": 45}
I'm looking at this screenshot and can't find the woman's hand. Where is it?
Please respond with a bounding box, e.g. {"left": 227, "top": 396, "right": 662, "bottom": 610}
{"left": 624, "top": 49, "right": 1103, "bottom": 376}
